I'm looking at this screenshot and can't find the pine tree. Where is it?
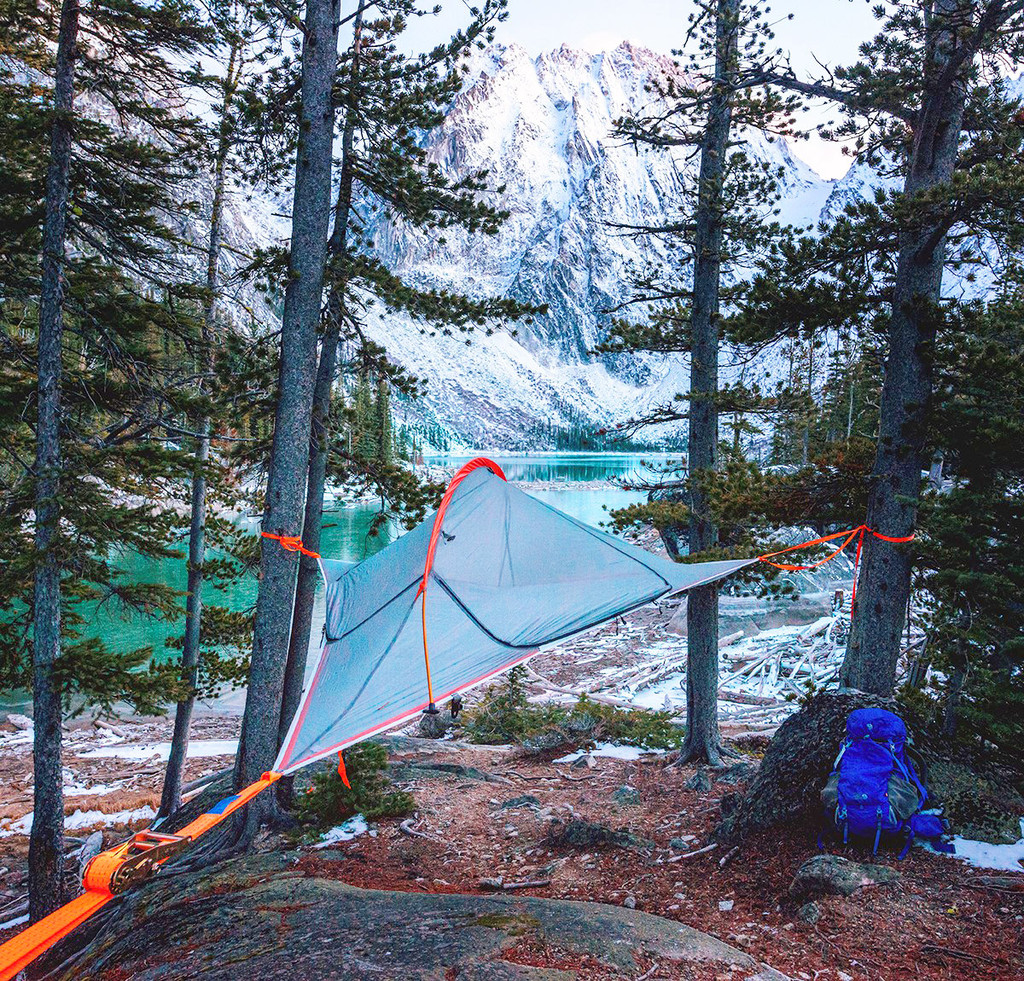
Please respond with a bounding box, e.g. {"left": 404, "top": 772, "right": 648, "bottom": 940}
{"left": 604, "top": 0, "right": 799, "bottom": 763}
{"left": 0, "top": 0, "right": 212, "bottom": 918}
{"left": 30, "top": 0, "right": 79, "bottom": 921}
{"left": 233, "top": 0, "right": 340, "bottom": 838}
{"left": 159, "top": 1, "right": 275, "bottom": 820}
{"left": 915, "top": 293, "right": 1024, "bottom": 754}
{"left": 743, "top": 0, "right": 1024, "bottom": 694}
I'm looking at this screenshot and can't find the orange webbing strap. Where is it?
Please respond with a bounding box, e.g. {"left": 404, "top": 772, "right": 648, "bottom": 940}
{"left": 0, "top": 891, "right": 113, "bottom": 981}
{"left": 337, "top": 751, "right": 351, "bottom": 789}
{"left": 261, "top": 531, "right": 320, "bottom": 559}
{"left": 0, "top": 771, "right": 280, "bottom": 981}
{"left": 757, "top": 525, "right": 915, "bottom": 624}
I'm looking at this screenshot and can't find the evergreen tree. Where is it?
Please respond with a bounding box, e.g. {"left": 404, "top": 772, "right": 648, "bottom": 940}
{"left": 158, "top": 0, "right": 275, "bottom": 820}
{"left": 278, "top": 0, "right": 542, "bottom": 774}
{"left": 741, "top": 0, "right": 1024, "bottom": 695}
{"left": 233, "top": 0, "right": 340, "bottom": 838}
{"left": 914, "top": 293, "right": 1024, "bottom": 754}
{"left": 0, "top": 0, "right": 212, "bottom": 917}
{"left": 604, "top": 0, "right": 799, "bottom": 763}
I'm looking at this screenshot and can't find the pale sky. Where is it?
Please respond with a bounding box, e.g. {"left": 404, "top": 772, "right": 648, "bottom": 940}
{"left": 357, "top": 0, "right": 883, "bottom": 179}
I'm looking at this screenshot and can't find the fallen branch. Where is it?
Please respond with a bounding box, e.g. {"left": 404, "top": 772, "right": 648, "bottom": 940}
{"left": 718, "top": 845, "right": 740, "bottom": 867}
{"left": 676, "top": 842, "right": 718, "bottom": 860}
{"left": 479, "top": 876, "right": 552, "bottom": 891}
{"left": 399, "top": 819, "right": 432, "bottom": 840}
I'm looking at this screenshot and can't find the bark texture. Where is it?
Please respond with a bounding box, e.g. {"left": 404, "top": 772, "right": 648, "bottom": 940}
{"left": 842, "top": 0, "right": 973, "bottom": 695}
{"left": 278, "top": 3, "right": 366, "bottom": 788}
{"left": 29, "top": 0, "right": 79, "bottom": 922}
{"left": 235, "top": 0, "right": 340, "bottom": 834}
{"left": 678, "top": 0, "right": 738, "bottom": 766}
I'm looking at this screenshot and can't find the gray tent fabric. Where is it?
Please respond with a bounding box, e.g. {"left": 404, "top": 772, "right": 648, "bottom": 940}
{"left": 275, "top": 463, "right": 755, "bottom": 774}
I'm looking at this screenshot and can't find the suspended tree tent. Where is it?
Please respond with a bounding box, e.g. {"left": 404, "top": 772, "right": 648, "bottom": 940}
{"left": 276, "top": 458, "right": 755, "bottom": 773}
{"left": 0, "top": 457, "right": 755, "bottom": 980}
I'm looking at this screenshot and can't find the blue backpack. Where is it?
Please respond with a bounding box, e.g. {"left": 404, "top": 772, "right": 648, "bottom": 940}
{"left": 821, "top": 708, "right": 952, "bottom": 857}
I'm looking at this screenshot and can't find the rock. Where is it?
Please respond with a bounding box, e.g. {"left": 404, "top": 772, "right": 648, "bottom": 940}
{"left": 789, "top": 855, "right": 900, "bottom": 900}
{"left": 623, "top": 894, "right": 637, "bottom": 909}
{"left": 548, "top": 818, "right": 654, "bottom": 854}
{"left": 611, "top": 785, "right": 641, "bottom": 806}
{"left": 418, "top": 711, "right": 453, "bottom": 739}
{"left": 717, "top": 691, "right": 896, "bottom": 842}
{"left": 669, "top": 837, "right": 696, "bottom": 850}
{"left": 796, "top": 902, "right": 821, "bottom": 926}
{"left": 718, "top": 900, "right": 734, "bottom": 912}
{"left": 571, "top": 754, "right": 596, "bottom": 770}
{"left": 61, "top": 851, "right": 791, "bottom": 980}
{"left": 498, "top": 795, "right": 541, "bottom": 811}
{"left": 5, "top": 713, "right": 32, "bottom": 730}
{"left": 685, "top": 767, "right": 713, "bottom": 793}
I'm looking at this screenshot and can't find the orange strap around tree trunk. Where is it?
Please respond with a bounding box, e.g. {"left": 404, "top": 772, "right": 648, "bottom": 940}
{"left": 0, "top": 771, "right": 281, "bottom": 981}
{"left": 261, "top": 531, "right": 320, "bottom": 559}
{"left": 757, "top": 524, "right": 915, "bottom": 625}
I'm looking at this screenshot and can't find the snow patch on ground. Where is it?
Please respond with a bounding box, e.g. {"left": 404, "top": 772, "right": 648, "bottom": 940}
{"left": 313, "top": 815, "right": 369, "bottom": 848}
{"left": 76, "top": 739, "right": 238, "bottom": 762}
{"left": 0, "top": 914, "right": 29, "bottom": 931}
{"left": 0, "top": 806, "right": 156, "bottom": 837}
{"left": 63, "top": 780, "right": 127, "bottom": 797}
{"left": 947, "top": 820, "right": 1024, "bottom": 872}
{"left": 553, "top": 742, "right": 667, "bottom": 764}
{"left": 0, "top": 729, "right": 34, "bottom": 749}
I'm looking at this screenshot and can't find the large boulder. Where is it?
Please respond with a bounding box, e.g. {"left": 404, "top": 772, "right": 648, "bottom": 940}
{"left": 48, "top": 852, "right": 791, "bottom": 980}
{"left": 716, "top": 690, "right": 892, "bottom": 842}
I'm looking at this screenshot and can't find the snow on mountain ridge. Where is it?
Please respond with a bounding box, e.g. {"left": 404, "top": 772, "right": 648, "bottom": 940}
{"left": 362, "top": 41, "right": 839, "bottom": 449}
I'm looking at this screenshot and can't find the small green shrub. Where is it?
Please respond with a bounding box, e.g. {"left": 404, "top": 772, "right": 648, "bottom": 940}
{"left": 463, "top": 668, "right": 683, "bottom": 751}
{"left": 295, "top": 741, "right": 414, "bottom": 830}
{"left": 577, "top": 696, "right": 683, "bottom": 750}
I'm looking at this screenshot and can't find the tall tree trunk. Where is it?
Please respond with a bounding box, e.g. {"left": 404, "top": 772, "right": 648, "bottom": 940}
{"left": 159, "top": 43, "right": 241, "bottom": 820}
{"left": 234, "top": 0, "right": 340, "bottom": 835}
{"left": 843, "top": 0, "right": 968, "bottom": 695}
{"left": 30, "top": 0, "right": 79, "bottom": 922}
{"left": 678, "top": 0, "right": 738, "bottom": 766}
{"left": 941, "top": 661, "right": 966, "bottom": 739}
{"left": 278, "top": 3, "right": 366, "bottom": 802}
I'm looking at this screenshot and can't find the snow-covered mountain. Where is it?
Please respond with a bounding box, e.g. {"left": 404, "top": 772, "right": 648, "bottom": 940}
{"left": 351, "top": 42, "right": 842, "bottom": 450}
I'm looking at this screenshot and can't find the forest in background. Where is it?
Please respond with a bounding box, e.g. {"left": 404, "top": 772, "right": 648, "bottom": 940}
{"left": 0, "top": 0, "right": 1022, "bottom": 930}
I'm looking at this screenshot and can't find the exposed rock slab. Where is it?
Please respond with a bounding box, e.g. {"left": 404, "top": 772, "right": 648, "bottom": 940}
{"left": 54, "top": 852, "right": 789, "bottom": 980}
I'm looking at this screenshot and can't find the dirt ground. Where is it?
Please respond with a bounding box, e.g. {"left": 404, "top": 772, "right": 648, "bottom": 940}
{"left": 301, "top": 740, "right": 1024, "bottom": 981}
{"left": 3, "top": 717, "right": 1022, "bottom": 980}
{"left": 2, "top": 595, "right": 1022, "bottom": 980}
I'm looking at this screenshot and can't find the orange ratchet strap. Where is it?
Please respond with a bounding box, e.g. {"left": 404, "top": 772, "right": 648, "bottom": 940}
{"left": 0, "top": 771, "right": 280, "bottom": 981}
